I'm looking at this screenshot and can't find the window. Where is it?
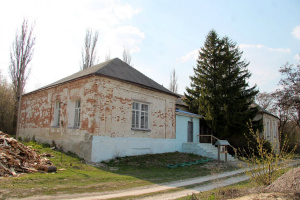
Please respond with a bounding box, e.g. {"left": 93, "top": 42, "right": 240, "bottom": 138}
{"left": 132, "top": 102, "right": 149, "bottom": 130}
{"left": 74, "top": 100, "right": 81, "bottom": 128}
{"left": 53, "top": 101, "right": 60, "bottom": 127}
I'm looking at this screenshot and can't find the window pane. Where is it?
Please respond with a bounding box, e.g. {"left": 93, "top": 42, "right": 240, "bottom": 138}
{"left": 132, "top": 111, "right": 135, "bottom": 128}
{"left": 74, "top": 100, "right": 81, "bottom": 128}
{"left": 74, "top": 109, "right": 78, "bottom": 127}
{"left": 136, "top": 111, "right": 139, "bottom": 128}
{"left": 145, "top": 115, "right": 148, "bottom": 129}
{"left": 54, "top": 101, "right": 60, "bottom": 127}
{"left": 77, "top": 109, "right": 80, "bottom": 127}
{"left": 76, "top": 100, "right": 81, "bottom": 108}
{"left": 141, "top": 115, "right": 145, "bottom": 128}
{"left": 142, "top": 104, "right": 148, "bottom": 111}
{"left": 132, "top": 102, "right": 139, "bottom": 110}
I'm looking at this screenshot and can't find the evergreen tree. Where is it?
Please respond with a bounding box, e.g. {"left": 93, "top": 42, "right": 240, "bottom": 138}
{"left": 184, "top": 30, "right": 258, "bottom": 142}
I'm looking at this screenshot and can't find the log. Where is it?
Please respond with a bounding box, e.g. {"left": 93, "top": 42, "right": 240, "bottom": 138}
{"left": 38, "top": 165, "right": 57, "bottom": 172}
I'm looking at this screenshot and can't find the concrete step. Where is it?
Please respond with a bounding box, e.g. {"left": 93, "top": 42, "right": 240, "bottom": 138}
{"left": 182, "top": 142, "right": 236, "bottom": 162}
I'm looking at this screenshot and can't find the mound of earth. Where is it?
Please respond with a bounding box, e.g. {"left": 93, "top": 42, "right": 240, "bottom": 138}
{"left": 230, "top": 192, "right": 300, "bottom": 200}
{"left": 266, "top": 166, "right": 300, "bottom": 193}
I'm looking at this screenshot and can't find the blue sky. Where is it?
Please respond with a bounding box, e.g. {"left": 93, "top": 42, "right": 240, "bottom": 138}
{"left": 0, "top": 0, "right": 299, "bottom": 95}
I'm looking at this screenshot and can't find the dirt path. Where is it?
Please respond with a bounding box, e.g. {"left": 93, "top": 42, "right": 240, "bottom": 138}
{"left": 18, "top": 160, "right": 300, "bottom": 200}
{"left": 140, "top": 175, "right": 249, "bottom": 200}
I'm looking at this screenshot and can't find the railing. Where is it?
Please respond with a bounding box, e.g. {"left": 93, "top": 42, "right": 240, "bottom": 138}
{"left": 197, "top": 134, "right": 238, "bottom": 159}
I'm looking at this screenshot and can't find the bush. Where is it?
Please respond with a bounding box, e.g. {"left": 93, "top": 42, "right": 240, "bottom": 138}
{"left": 240, "top": 123, "right": 296, "bottom": 185}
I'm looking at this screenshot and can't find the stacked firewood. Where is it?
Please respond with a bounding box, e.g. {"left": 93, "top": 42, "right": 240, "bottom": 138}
{"left": 0, "top": 131, "right": 56, "bottom": 177}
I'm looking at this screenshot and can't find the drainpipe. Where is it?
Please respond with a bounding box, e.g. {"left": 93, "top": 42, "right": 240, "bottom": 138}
{"left": 165, "top": 99, "right": 167, "bottom": 139}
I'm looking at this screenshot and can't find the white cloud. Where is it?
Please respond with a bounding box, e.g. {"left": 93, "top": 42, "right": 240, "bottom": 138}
{"left": 112, "top": 2, "right": 141, "bottom": 20}
{"left": 239, "top": 43, "right": 293, "bottom": 92}
{"left": 294, "top": 54, "right": 300, "bottom": 61}
{"left": 292, "top": 26, "right": 300, "bottom": 40}
{"left": 239, "top": 44, "right": 291, "bottom": 53}
{"left": 177, "top": 49, "right": 198, "bottom": 63}
{"left": 0, "top": 0, "right": 144, "bottom": 93}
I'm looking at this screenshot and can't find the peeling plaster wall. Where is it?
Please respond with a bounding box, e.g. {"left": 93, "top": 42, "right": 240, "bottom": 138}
{"left": 19, "top": 76, "right": 177, "bottom": 161}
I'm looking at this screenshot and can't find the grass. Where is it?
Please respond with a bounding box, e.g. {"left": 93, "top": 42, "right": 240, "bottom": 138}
{"left": 177, "top": 165, "right": 299, "bottom": 200}
{"left": 0, "top": 141, "right": 237, "bottom": 199}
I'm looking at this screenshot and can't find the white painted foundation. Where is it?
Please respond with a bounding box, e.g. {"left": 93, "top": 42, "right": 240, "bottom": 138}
{"left": 91, "top": 136, "right": 183, "bottom": 162}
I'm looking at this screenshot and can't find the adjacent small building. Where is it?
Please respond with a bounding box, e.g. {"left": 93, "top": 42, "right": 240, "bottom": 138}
{"left": 252, "top": 104, "right": 280, "bottom": 152}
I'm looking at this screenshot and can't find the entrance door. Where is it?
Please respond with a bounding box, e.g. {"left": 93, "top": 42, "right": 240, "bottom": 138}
{"left": 187, "top": 121, "right": 193, "bottom": 142}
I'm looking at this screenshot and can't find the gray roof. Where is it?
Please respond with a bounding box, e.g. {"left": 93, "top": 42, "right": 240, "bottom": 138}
{"left": 251, "top": 103, "right": 279, "bottom": 119}
{"left": 214, "top": 140, "right": 230, "bottom": 146}
{"left": 26, "top": 58, "right": 178, "bottom": 97}
{"left": 176, "top": 94, "right": 188, "bottom": 107}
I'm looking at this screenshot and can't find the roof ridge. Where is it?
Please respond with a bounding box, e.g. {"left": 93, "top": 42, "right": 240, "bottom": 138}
{"left": 24, "top": 58, "right": 178, "bottom": 97}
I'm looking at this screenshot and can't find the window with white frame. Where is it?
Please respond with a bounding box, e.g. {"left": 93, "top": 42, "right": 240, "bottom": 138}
{"left": 132, "top": 102, "right": 149, "bottom": 130}
{"left": 53, "top": 101, "right": 60, "bottom": 127}
{"left": 74, "top": 100, "right": 81, "bottom": 128}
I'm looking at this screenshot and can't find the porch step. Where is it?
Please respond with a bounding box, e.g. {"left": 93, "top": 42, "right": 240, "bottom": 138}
{"left": 182, "top": 143, "right": 236, "bottom": 162}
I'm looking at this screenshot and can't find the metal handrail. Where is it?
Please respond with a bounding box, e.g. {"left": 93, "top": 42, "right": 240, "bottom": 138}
{"left": 197, "top": 134, "right": 238, "bottom": 159}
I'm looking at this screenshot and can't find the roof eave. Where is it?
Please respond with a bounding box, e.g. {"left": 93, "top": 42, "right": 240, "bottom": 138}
{"left": 175, "top": 111, "right": 203, "bottom": 119}
{"left": 23, "top": 73, "right": 180, "bottom": 98}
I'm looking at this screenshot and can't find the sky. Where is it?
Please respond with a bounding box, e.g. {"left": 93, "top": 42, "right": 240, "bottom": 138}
{"left": 0, "top": 0, "right": 299, "bottom": 95}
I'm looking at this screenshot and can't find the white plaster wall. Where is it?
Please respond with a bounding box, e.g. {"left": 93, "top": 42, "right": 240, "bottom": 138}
{"left": 91, "top": 136, "right": 182, "bottom": 162}
{"left": 176, "top": 115, "right": 200, "bottom": 143}
{"left": 91, "top": 114, "right": 201, "bottom": 162}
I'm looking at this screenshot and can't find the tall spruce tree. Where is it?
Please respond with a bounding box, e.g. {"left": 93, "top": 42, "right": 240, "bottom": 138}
{"left": 184, "top": 30, "right": 258, "bottom": 142}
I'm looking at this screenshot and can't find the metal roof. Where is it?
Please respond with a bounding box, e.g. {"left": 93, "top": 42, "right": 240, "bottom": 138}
{"left": 214, "top": 140, "right": 230, "bottom": 146}
{"left": 25, "top": 58, "right": 178, "bottom": 97}
{"left": 175, "top": 109, "right": 203, "bottom": 118}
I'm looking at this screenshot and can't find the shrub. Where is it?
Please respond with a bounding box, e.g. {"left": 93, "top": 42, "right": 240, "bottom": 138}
{"left": 240, "top": 123, "right": 296, "bottom": 185}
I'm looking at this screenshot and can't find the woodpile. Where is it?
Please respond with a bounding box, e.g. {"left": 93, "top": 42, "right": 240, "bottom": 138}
{"left": 0, "top": 131, "right": 56, "bottom": 177}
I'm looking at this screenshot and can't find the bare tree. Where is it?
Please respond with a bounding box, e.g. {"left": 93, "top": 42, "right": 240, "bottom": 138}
{"left": 9, "top": 19, "right": 36, "bottom": 137}
{"left": 122, "top": 46, "right": 132, "bottom": 65}
{"left": 255, "top": 92, "right": 275, "bottom": 110}
{"left": 278, "top": 61, "right": 300, "bottom": 125}
{"left": 81, "top": 29, "right": 99, "bottom": 70}
{"left": 169, "top": 68, "right": 178, "bottom": 93}
{"left": 105, "top": 49, "right": 111, "bottom": 61}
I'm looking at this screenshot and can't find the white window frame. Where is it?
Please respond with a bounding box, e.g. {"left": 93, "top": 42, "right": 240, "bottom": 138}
{"left": 53, "top": 101, "right": 60, "bottom": 127}
{"left": 132, "top": 102, "right": 149, "bottom": 130}
{"left": 74, "top": 100, "right": 81, "bottom": 128}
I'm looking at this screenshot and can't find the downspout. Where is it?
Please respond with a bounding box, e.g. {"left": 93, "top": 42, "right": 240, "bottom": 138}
{"left": 165, "top": 99, "right": 167, "bottom": 139}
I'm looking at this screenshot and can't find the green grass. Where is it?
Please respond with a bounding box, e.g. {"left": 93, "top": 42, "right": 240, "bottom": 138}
{"left": 0, "top": 141, "right": 237, "bottom": 199}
